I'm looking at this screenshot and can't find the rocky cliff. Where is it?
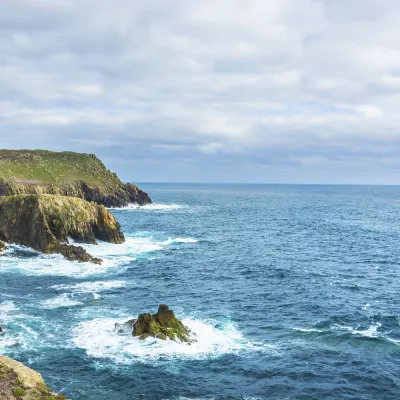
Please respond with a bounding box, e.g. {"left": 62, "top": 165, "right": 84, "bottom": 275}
{"left": 0, "top": 356, "right": 66, "bottom": 400}
{"left": 0, "top": 194, "right": 125, "bottom": 263}
{"left": 0, "top": 150, "right": 151, "bottom": 207}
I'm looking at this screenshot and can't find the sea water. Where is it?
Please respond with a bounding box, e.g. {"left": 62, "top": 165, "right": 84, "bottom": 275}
{"left": 0, "top": 183, "right": 400, "bottom": 399}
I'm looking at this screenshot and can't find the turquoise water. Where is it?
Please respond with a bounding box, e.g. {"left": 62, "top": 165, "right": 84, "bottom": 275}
{"left": 1, "top": 183, "right": 400, "bottom": 399}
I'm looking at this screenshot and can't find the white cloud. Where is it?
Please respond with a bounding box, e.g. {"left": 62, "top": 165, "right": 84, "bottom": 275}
{"left": 1, "top": 0, "right": 400, "bottom": 182}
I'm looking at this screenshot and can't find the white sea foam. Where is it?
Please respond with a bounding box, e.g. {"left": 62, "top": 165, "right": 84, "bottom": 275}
{"left": 162, "top": 237, "right": 198, "bottom": 245}
{"left": 292, "top": 327, "right": 324, "bottom": 333}
{"left": 0, "top": 234, "right": 197, "bottom": 277}
{"left": 332, "top": 322, "right": 382, "bottom": 338}
{"left": 72, "top": 317, "right": 274, "bottom": 364}
{"left": 108, "top": 203, "right": 184, "bottom": 211}
{"left": 41, "top": 293, "right": 83, "bottom": 309}
{"left": 50, "top": 280, "right": 127, "bottom": 293}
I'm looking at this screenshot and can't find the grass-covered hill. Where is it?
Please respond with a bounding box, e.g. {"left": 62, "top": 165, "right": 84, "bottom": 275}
{"left": 0, "top": 150, "right": 151, "bottom": 207}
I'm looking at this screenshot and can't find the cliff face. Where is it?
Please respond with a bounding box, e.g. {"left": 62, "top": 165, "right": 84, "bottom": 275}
{"left": 0, "top": 150, "right": 151, "bottom": 207}
{"left": 0, "top": 356, "right": 66, "bottom": 400}
{"left": 0, "top": 194, "right": 125, "bottom": 263}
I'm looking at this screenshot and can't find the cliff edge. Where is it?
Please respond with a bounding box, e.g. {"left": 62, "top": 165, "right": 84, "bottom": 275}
{"left": 0, "top": 150, "right": 151, "bottom": 207}
{"left": 0, "top": 194, "right": 125, "bottom": 263}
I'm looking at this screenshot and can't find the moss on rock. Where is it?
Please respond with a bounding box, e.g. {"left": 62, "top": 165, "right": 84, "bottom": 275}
{"left": 0, "top": 239, "right": 7, "bottom": 252}
{"left": 0, "top": 194, "right": 125, "bottom": 263}
{"left": 0, "top": 150, "right": 151, "bottom": 207}
{"left": 132, "top": 305, "right": 195, "bottom": 343}
{"left": 0, "top": 356, "right": 66, "bottom": 400}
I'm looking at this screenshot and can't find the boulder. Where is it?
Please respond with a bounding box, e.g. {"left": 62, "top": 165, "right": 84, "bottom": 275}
{"left": 0, "top": 194, "right": 125, "bottom": 263}
{"left": 131, "top": 304, "right": 195, "bottom": 343}
{"left": 0, "top": 356, "right": 66, "bottom": 399}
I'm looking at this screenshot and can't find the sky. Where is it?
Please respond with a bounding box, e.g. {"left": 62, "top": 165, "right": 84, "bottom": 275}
{"left": 1, "top": 0, "right": 400, "bottom": 184}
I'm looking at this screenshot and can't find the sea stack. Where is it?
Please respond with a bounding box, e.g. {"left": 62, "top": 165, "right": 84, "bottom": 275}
{"left": 131, "top": 304, "right": 195, "bottom": 343}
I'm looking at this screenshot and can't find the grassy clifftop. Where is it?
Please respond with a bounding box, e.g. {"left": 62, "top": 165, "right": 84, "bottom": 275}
{"left": 0, "top": 150, "right": 120, "bottom": 187}
{"left": 0, "top": 150, "right": 151, "bottom": 207}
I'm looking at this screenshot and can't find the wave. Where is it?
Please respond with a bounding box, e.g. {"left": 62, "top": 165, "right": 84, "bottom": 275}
{"left": 72, "top": 317, "right": 275, "bottom": 365}
{"left": 50, "top": 280, "right": 126, "bottom": 293}
{"left": 294, "top": 315, "right": 400, "bottom": 345}
{"left": 162, "top": 237, "right": 198, "bottom": 245}
{"left": 108, "top": 203, "right": 185, "bottom": 211}
{"left": 0, "top": 234, "right": 197, "bottom": 277}
{"left": 41, "top": 293, "right": 83, "bottom": 309}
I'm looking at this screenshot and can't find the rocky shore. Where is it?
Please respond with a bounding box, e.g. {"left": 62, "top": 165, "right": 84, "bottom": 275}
{"left": 0, "top": 149, "right": 152, "bottom": 262}
{"left": 0, "top": 194, "right": 124, "bottom": 263}
{"left": 0, "top": 356, "right": 66, "bottom": 400}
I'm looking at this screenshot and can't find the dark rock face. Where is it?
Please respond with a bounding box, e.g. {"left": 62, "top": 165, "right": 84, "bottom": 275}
{"left": 0, "top": 180, "right": 152, "bottom": 208}
{"left": 131, "top": 305, "right": 195, "bottom": 343}
{"left": 0, "top": 194, "right": 125, "bottom": 263}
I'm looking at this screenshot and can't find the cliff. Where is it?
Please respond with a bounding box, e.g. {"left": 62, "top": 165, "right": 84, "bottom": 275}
{"left": 0, "top": 356, "right": 66, "bottom": 400}
{"left": 0, "top": 194, "right": 125, "bottom": 263}
{"left": 0, "top": 150, "right": 151, "bottom": 207}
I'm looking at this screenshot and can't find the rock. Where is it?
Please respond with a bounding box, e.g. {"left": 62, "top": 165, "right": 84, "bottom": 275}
{"left": 0, "top": 356, "right": 66, "bottom": 399}
{"left": 0, "top": 194, "right": 125, "bottom": 263}
{"left": 0, "top": 149, "right": 152, "bottom": 207}
{"left": 0, "top": 240, "right": 7, "bottom": 252}
{"left": 131, "top": 305, "right": 195, "bottom": 343}
{"left": 115, "top": 319, "right": 137, "bottom": 335}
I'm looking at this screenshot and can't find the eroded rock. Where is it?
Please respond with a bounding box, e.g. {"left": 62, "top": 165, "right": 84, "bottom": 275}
{"left": 0, "top": 194, "right": 125, "bottom": 263}
{"left": 131, "top": 304, "right": 195, "bottom": 343}
{"left": 0, "top": 356, "right": 66, "bottom": 399}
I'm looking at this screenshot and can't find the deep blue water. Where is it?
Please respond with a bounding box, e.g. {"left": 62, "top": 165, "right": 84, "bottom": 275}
{"left": 1, "top": 183, "right": 400, "bottom": 399}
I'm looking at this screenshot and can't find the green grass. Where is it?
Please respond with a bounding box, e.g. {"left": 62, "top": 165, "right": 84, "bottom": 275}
{"left": 13, "top": 386, "right": 26, "bottom": 397}
{"left": 0, "top": 150, "right": 121, "bottom": 188}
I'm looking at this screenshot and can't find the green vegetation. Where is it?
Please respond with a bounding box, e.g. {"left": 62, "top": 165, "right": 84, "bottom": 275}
{"left": 0, "top": 149, "right": 152, "bottom": 207}
{"left": 0, "top": 149, "right": 119, "bottom": 188}
{"left": 12, "top": 387, "right": 25, "bottom": 397}
{"left": 132, "top": 304, "right": 194, "bottom": 343}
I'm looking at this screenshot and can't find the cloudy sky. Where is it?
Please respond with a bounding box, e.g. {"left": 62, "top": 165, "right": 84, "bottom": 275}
{"left": 1, "top": 0, "right": 400, "bottom": 183}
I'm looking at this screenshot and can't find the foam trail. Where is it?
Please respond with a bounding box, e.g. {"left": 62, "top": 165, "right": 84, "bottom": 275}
{"left": 108, "top": 203, "right": 184, "bottom": 211}
{"left": 0, "top": 234, "right": 197, "bottom": 277}
{"left": 72, "top": 317, "right": 275, "bottom": 365}
{"left": 50, "top": 280, "right": 127, "bottom": 293}
{"left": 41, "top": 293, "right": 83, "bottom": 309}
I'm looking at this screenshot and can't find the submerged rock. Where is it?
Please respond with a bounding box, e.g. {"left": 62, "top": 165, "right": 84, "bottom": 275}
{"left": 0, "top": 356, "right": 66, "bottom": 399}
{"left": 131, "top": 304, "right": 195, "bottom": 343}
{"left": 0, "top": 149, "right": 152, "bottom": 207}
{"left": 0, "top": 194, "right": 124, "bottom": 263}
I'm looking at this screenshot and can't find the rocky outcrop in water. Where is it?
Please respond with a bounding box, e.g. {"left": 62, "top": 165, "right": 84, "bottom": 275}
{"left": 0, "top": 150, "right": 151, "bottom": 207}
{"left": 128, "top": 304, "right": 195, "bottom": 343}
{"left": 0, "top": 240, "right": 7, "bottom": 252}
{"left": 0, "top": 194, "right": 125, "bottom": 263}
{"left": 0, "top": 356, "right": 66, "bottom": 400}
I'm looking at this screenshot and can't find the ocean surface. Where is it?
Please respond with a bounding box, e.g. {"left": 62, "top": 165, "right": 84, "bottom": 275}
{"left": 1, "top": 183, "right": 400, "bottom": 400}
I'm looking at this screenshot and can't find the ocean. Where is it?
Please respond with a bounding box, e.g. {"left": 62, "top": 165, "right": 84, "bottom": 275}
{"left": 0, "top": 183, "right": 399, "bottom": 399}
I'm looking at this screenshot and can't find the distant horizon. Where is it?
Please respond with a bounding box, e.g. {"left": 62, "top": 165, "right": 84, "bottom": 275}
{"left": 133, "top": 181, "right": 400, "bottom": 187}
